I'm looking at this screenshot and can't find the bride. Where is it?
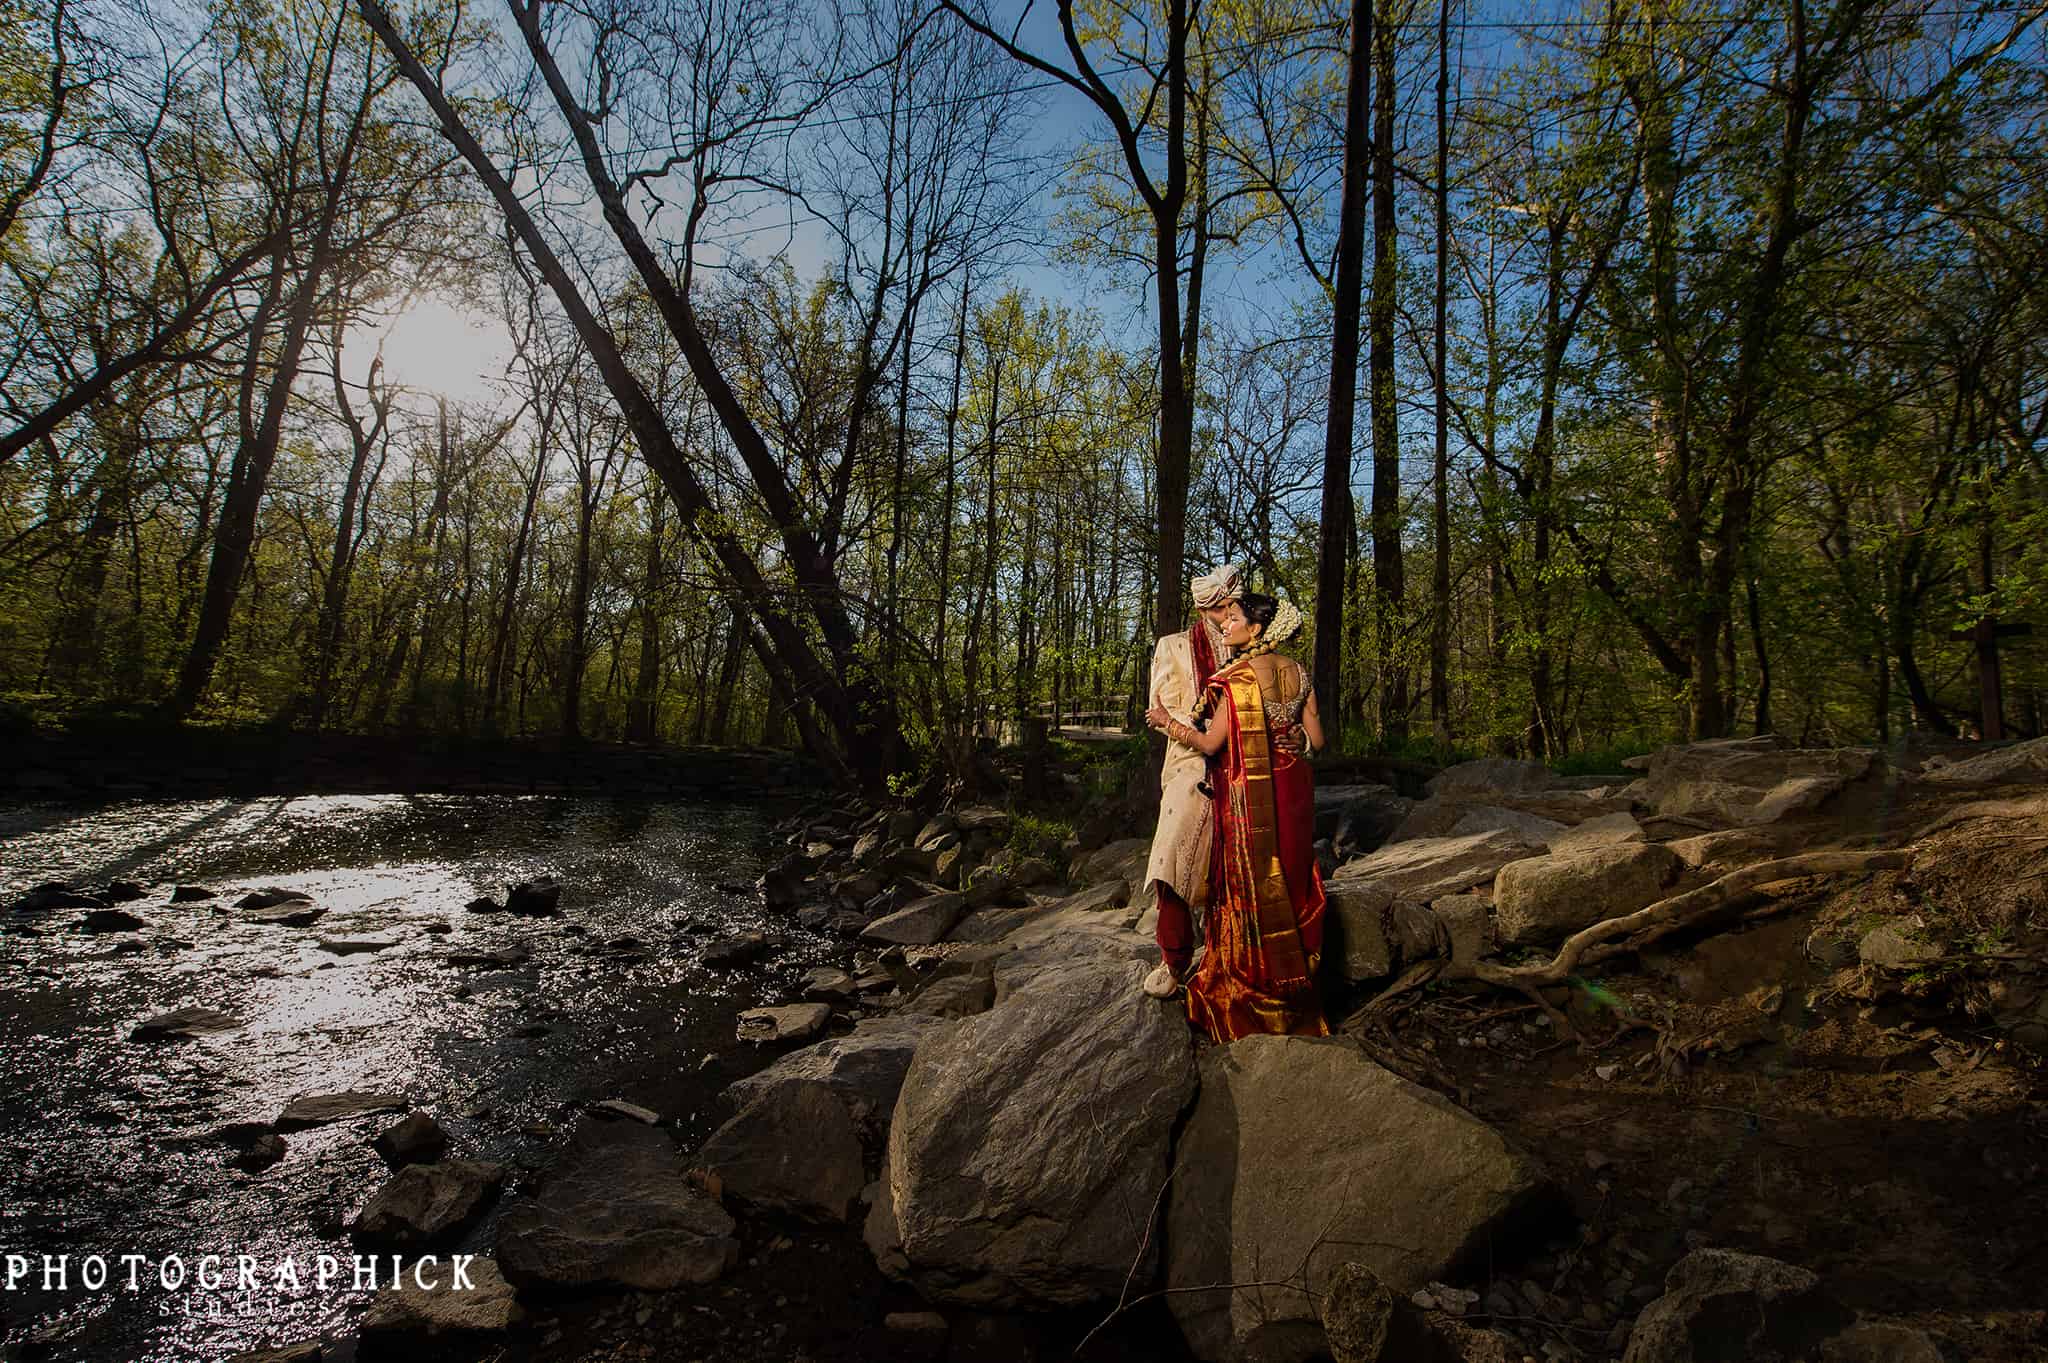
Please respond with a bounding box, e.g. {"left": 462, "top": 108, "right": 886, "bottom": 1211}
{"left": 1145, "top": 592, "right": 1329, "bottom": 1042}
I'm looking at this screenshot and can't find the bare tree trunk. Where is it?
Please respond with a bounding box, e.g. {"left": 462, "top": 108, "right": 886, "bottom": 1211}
{"left": 708, "top": 614, "right": 747, "bottom": 746}
{"left": 1429, "top": 0, "right": 1453, "bottom": 753}
{"left": 1368, "top": 0, "right": 1406, "bottom": 743}
{"left": 628, "top": 487, "right": 665, "bottom": 743}
{"left": 1316, "top": 0, "right": 1370, "bottom": 756}
{"left": 171, "top": 67, "right": 373, "bottom": 719}
{"left": 308, "top": 344, "right": 394, "bottom": 731}
{"left": 46, "top": 407, "right": 138, "bottom": 693}
{"left": 1747, "top": 572, "right": 1773, "bottom": 735}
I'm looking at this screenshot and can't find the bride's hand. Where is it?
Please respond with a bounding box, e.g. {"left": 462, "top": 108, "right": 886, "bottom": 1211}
{"left": 1144, "top": 704, "right": 1171, "bottom": 732}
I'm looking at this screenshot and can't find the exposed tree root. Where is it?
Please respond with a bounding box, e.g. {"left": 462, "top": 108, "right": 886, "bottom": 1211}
{"left": 1473, "top": 849, "right": 1914, "bottom": 992}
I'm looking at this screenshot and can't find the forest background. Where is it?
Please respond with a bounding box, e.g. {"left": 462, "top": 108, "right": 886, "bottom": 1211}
{"left": 1, "top": 0, "right": 2042, "bottom": 791}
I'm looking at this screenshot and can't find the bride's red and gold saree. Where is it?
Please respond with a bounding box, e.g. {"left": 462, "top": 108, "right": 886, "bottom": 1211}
{"left": 1184, "top": 658, "right": 1329, "bottom": 1042}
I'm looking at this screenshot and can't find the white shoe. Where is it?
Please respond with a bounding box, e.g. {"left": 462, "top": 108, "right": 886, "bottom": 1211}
{"left": 1142, "top": 962, "right": 1179, "bottom": 998}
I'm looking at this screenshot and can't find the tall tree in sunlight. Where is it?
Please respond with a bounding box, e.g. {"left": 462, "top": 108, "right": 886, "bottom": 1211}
{"left": 941, "top": 0, "right": 1202, "bottom": 638}
{"left": 170, "top": 0, "right": 457, "bottom": 717}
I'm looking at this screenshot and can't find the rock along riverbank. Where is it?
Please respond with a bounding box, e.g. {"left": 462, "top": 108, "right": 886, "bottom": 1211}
{"left": 7, "top": 732, "right": 2047, "bottom": 1363}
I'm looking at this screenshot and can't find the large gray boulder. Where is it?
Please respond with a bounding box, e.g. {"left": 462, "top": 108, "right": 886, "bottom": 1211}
{"left": 1492, "top": 843, "right": 1684, "bottom": 947}
{"left": 1625, "top": 737, "right": 1879, "bottom": 826}
{"left": 1329, "top": 829, "right": 1541, "bottom": 905}
{"left": 496, "top": 1119, "right": 738, "bottom": 1291}
{"left": 1167, "top": 1036, "right": 1549, "bottom": 1363}
{"left": 696, "top": 1081, "right": 866, "bottom": 1223}
{"left": 1620, "top": 1249, "right": 1850, "bottom": 1363}
{"left": 722, "top": 1015, "right": 940, "bottom": 1141}
{"left": 352, "top": 1160, "right": 505, "bottom": 1249}
{"left": 872, "top": 957, "right": 1196, "bottom": 1308}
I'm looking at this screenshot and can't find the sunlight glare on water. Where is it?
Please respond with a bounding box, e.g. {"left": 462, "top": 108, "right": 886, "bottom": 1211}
{"left": 0, "top": 793, "right": 808, "bottom": 1363}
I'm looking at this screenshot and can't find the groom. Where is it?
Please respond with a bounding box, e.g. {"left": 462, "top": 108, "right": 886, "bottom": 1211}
{"left": 1139, "top": 563, "right": 1242, "bottom": 998}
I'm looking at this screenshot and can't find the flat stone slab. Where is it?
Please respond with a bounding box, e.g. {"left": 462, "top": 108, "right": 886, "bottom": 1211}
{"left": 737, "top": 1003, "right": 833, "bottom": 1044}
{"left": 275, "top": 1090, "right": 409, "bottom": 1131}
{"left": 10, "top": 884, "right": 106, "bottom": 912}
{"left": 1425, "top": 758, "right": 1557, "bottom": 798}
{"left": 860, "top": 893, "right": 967, "bottom": 946}
{"left": 1330, "top": 829, "right": 1543, "bottom": 905}
{"left": 236, "top": 888, "right": 314, "bottom": 910}
{"left": 317, "top": 936, "right": 399, "bottom": 955}
{"left": 444, "top": 944, "right": 530, "bottom": 968}
{"left": 497, "top": 1119, "right": 738, "bottom": 1291}
{"left": 246, "top": 904, "right": 327, "bottom": 929}
{"left": 131, "top": 1005, "right": 242, "bottom": 1041}
{"left": 1448, "top": 806, "right": 1570, "bottom": 845}
{"left": 801, "top": 967, "right": 860, "bottom": 1002}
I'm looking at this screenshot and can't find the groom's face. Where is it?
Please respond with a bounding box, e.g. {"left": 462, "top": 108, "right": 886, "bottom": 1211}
{"left": 1200, "top": 600, "right": 1236, "bottom": 629}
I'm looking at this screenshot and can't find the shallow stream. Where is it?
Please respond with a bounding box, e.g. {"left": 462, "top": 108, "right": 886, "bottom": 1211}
{"left": 0, "top": 793, "right": 816, "bottom": 1362}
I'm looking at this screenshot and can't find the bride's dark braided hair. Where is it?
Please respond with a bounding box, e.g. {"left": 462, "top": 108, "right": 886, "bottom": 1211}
{"left": 1232, "top": 593, "right": 1283, "bottom": 662}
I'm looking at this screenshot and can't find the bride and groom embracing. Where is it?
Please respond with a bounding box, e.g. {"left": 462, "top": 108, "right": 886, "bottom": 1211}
{"left": 1140, "top": 563, "right": 1330, "bottom": 1043}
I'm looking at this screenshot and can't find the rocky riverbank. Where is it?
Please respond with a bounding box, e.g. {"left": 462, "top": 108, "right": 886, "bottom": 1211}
{"left": 522, "top": 733, "right": 2043, "bottom": 1363}
{"left": 9, "top": 735, "right": 2047, "bottom": 1363}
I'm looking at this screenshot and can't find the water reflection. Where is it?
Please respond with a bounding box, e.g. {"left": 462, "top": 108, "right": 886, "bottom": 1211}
{"left": 0, "top": 794, "right": 806, "bottom": 1363}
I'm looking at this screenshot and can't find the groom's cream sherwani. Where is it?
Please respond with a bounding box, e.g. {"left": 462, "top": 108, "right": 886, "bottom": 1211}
{"left": 1142, "top": 619, "right": 1232, "bottom": 905}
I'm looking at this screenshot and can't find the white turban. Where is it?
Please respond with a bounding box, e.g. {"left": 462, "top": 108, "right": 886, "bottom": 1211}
{"left": 1191, "top": 563, "right": 1242, "bottom": 609}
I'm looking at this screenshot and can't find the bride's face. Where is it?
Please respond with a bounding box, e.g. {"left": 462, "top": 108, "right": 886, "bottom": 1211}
{"left": 1221, "top": 604, "right": 1263, "bottom": 647}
